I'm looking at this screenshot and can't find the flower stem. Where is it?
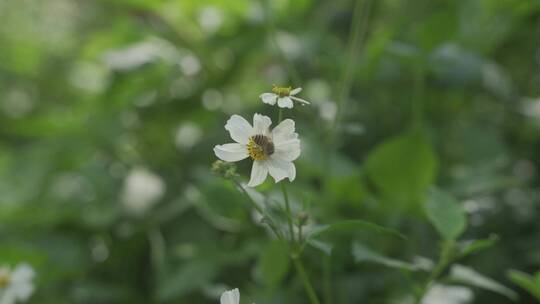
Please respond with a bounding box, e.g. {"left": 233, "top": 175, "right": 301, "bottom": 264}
{"left": 330, "top": 0, "right": 373, "bottom": 136}
{"left": 293, "top": 256, "right": 321, "bottom": 304}
{"left": 415, "top": 241, "right": 454, "bottom": 304}
{"left": 262, "top": 0, "right": 301, "bottom": 84}
{"left": 281, "top": 182, "right": 295, "bottom": 243}
{"left": 278, "top": 108, "right": 283, "bottom": 123}
{"left": 232, "top": 179, "right": 284, "bottom": 241}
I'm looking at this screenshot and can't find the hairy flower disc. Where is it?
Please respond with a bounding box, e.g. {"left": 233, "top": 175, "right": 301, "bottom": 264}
{"left": 0, "top": 273, "right": 9, "bottom": 288}
{"left": 247, "top": 135, "right": 274, "bottom": 160}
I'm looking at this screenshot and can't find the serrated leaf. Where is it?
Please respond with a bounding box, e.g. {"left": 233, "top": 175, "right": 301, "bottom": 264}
{"left": 425, "top": 187, "right": 466, "bottom": 240}
{"left": 255, "top": 240, "right": 290, "bottom": 286}
{"left": 507, "top": 270, "right": 540, "bottom": 300}
{"left": 365, "top": 129, "right": 437, "bottom": 206}
{"left": 449, "top": 264, "right": 518, "bottom": 301}
{"left": 352, "top": 242, "right": 421, "bottom": 272}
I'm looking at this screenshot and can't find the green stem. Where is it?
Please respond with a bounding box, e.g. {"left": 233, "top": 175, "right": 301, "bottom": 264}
{"left": 232, "top": 179, "right": 284, "bottom": 241}
{"left": 293, "top": 256, "right": 322, "bottom": 304}
{"left": 278, "top": 108, "right": 283, "bottom": 123}
{"left": 412, "top": 59, "right": 426, "bottom": 129}
{"left": 330, "top": 0, "right": 373, "bottom": 136}
{"left": 323, "top": 254, "right": 333, "bottom": 304}
{"left": 415, "top": 241, "right": 454, "bottom": 303}
{"left": 281, "top": 182, "right": 295, "bottom": 243}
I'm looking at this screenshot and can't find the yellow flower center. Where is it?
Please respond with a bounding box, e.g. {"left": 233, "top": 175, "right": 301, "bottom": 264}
{"left": 247, "top": 135, "right": 274, "bottom": 161}
{"left": 271, "top": 85, "right": 292, "bottom": 97}
{"left": 0, "top": 272, "right": 10, "bottom": 288}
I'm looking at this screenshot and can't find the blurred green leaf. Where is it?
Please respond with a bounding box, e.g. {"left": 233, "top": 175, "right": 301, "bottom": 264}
{"left": 425, "top": 187, "right": 466, "bottom": 240}
{"left": 308, "top": 219, "right": 406, "bottom": 240}
{"left": 352, "top": 242, "right": 422, "bottom": 272}
{"left": 458, "top": 234, "right": 498, "bottom": 258}
{"left": 158, "top": 261, "right": 217, "bottom": 301}
{"left": 507, "top": 269, "right": 540, "bottom": 300}
{"left": 449, "top": 264, "right": 518, "bottom": 301}
{"left": 365, "top": 129, "right": 437, "bottom": 207}
{"left": 255, "top": 240, "right": 290, "bottom": 287}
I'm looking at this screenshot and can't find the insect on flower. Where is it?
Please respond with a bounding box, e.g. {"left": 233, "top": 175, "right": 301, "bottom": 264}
{"left": 259, "top": 85, "right": 310, "bottom": 108}
{"left": 214, "top": 114, "right": 301, "bottom": 187}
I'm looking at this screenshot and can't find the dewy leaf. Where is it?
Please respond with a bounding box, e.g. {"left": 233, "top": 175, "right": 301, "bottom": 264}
{"left": 449, "top": 264, "right": 518, "bottom": 301}
{"left": 425, "top": 187, "right": 467, "bottom": 240}
{"left": 307, "top": 219, "right": 406, "bottom": 241}
{"left": 352, "top": 242, "right": 422, "bottom": 272}
{"left": 507, "top": 269, "right": 540, "bottom": 300}
{"left": 365, "top": 129, "right": 438, "bottom": 206}
{"left": 255, "top": 240, "right": 290, "bottom": 287}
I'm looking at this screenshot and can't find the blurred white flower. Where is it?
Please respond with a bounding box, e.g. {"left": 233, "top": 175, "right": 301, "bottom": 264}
{"left": 175, "top": 122, "right": 203, "bottom": 150}
{"left": 422, "top": 284, "right": 473, "bottom": 304}
{"left": 214, "top": 114, "right": 300, "bottom": 187}
{"left": 121, "top": 168, "right": 165, "bottom": 215}
{"left": 198, "top": 6, "right": 223, "bottom": 34}
{"left": 220, "top": 288, "right": 239, "bottom": 304}
{"left": 0, "top": 263, "right": 35, "bottom": 304}
{"left": 260, "top": 85, "right": 310, "bottom": 108}
{"left": 221, "top": 288, "right": 254, "bottom": 304}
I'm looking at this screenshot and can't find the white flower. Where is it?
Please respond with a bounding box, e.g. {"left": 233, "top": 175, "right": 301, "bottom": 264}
{"left": 0, "top": 263, "right": 35, "bottom": 304}
{"left": 220, "top": 288, "right": 240, "bottom": 304}
{"left": 214, "top": 114, "right": 301, "bottom": 187}
{"left": 220, "top": 288, "right": 254, "bottom": 304}
{"left": 422, "top": 284, "right": 473, "bottom": 304}
{"left": 259, "top": 85, "right": 310, "bottom": 108}
{"left": 121, "top": 168, "right": 166, "bottom": 215}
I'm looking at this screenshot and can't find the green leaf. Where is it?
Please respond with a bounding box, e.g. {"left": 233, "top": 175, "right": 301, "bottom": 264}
{"left": 425, "top": 187, "right": 467, "bottom": 240}
{"left": 365, "top": 129, "right": 438, "bottom": 206}
{"left": 158, "top": 261, "right": 217, "bottom": 301}
{"left": 352, "top": 242, "right": 424, "bottom": 272}
{"left": 449, "top": 264, "right": 518, "bottom": 301}
{"left": 308, "top": 219, "right": 406, "bottom": 240}
{"left": 458, "top": 234, "right": 498, "bottom": 258}
{"left": 255, "top": 240, "right": 290, "bottom": 286}
{"left": 507, "top": 270, "right": 540, "bottom": 300}
{"left": 307, "top": 239, "right": 333, "bottom": 256}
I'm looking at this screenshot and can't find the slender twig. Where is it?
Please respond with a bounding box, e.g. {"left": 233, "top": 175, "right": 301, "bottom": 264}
{"left": 293, "top": 257, "right": 322, "bottom": 304}
{"left": 232, "top": 179, "right": 284, "bottom": 240}
{"left": 281, "top": 183, "right": 295, "bottom": 243}
{"left": 330, "top": 0, "right": 373, "bottom": 136}
{"left": 415, "top": 241, "right": 455, "bottom": 304}
{"left": 262, "top": 0, "right": 301, "bottom": 84}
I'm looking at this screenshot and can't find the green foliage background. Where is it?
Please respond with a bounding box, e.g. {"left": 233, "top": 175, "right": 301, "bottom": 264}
{"left": 1, "top": 0, "right": 540, "bottom": 303}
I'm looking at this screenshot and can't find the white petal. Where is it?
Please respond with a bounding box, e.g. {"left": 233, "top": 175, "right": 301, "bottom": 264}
{"left": 225, "top": 115, "right": 253, "bottom": 145}
{"left": 12, "top": 283, "right": 34, "bottom": 301}
{"left": 287, "top": 162, "right": 296, "bottom": 181}
{"left": 252, "top": 113, "right": 272, "bottom": 136}
{"left": 260, "top": 93, "right": 278, "bottom": 105}
{"left": 290, "top": 87, "right": 302, "bottom": 95}
{"left": 220, "top": 288, "right": 240, "bottom": 304}
{"left": 248, "top": 161, "right": 268, "bottom": 187}
{"left": 11, "top": 264, "right": 34, "bottom": 283}
{"left": 267, "top": 158, "right": 295, "bottom": 183}
{"left": 274, "top": 138, "right": 301, "bottom": 161}
{"left": 290, "top": 96, "right": 310, "bottom": 105}
{"left": 272, "top": 119, "right": 297, "bottom": 144}
{"left": 277, "top": 97, "right": 293, "bottom": 108}
{"left": 214, "top": 143, "right": 248, "bottom": 162}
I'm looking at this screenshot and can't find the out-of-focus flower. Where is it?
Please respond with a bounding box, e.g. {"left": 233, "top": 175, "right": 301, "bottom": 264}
{"left": 214, "top": 114, "right": 300, "bottom": 187}
{"left": 422, "top": 284, "right": 473, "bottom": 304}
{"left": 0, "top": 263, "right": 35, "bottom": 304}
{"left": 121, "top": 168, "right": 165, "bottom": 215}
{"left": 220, "top": 288, "right": 254, "bottom": 304}
{"left": 260, "top": 85, "right": 310, "bottom": 108}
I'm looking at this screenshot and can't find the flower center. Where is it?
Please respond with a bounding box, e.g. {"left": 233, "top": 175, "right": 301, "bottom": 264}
{"left": 272, "top": 85, "right": 292, "bottom": 97}
{"left": 247, "top": 135, "right": 274, "bottom": 161}
{"left": 0, "top": 272, "right": 10, "bottom": 288}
